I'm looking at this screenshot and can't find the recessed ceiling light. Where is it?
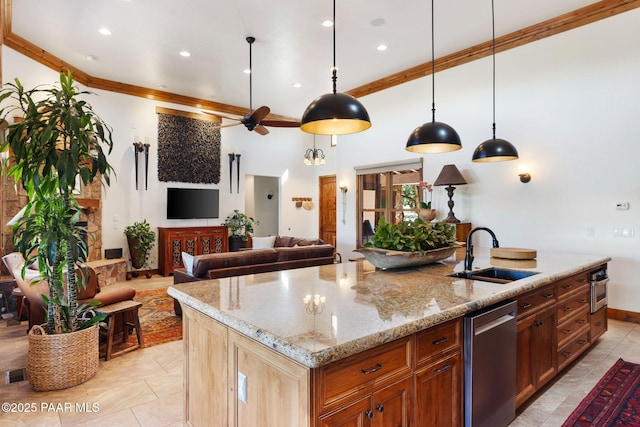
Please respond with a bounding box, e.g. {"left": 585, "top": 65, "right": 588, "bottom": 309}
{"left": 377, "top": 44, "right": 388, "bottom": 51}
{"left": 179, "top": 50, "right": 191, "bottom": 57}
{"left": 243, "top": 69, "right": 251, "bottom": 74}
{"left": 321, "top": 20, "right": 333, "bottom": 27}
{"left": 85, "top": 54, "right": 98, "bottom": 61}
{"left": 98, "top": 27, "right": 112, "bottom": 36}
{"left": 371, "top": 18, "right": 386, "bottom": 27}
{"left": 293, "top": 82, "right": 302, "bottom": 88}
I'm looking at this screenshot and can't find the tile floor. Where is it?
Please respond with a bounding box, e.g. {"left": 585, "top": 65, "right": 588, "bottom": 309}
{"left": 0, "top": 274, "right": 638, "bottom": 426}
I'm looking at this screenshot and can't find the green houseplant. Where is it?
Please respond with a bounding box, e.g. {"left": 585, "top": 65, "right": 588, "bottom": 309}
{"left": 222, "top": 209, "right": 254, "bottom": 251}
{"left": 124, "top": 219, "right": 156, "bottom": 274}
{"left": 0, "top": 71, "right": 113, "bottom": 390}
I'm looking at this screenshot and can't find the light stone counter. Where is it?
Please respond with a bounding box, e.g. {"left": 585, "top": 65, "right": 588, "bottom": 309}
{"left": 168, "top": 248, "right": 610, "bottom": 368}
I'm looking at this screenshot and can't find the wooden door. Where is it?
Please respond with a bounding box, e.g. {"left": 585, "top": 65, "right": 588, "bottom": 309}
{"left": 319, "top": 175, "right": 336, "bottom": 247}
{"left": 415, "top": 354, "right": 462, "bottom": 427}
{"left": 372, "top": 376, "right": 413, "bottom": 427}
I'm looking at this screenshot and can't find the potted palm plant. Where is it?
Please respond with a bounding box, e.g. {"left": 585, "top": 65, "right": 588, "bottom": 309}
{"left": 0, "top": 71, "right": 114, "bottom": 391}
{"left": 222, "top": 209, "right": 254, "bottom": 252}
{"left": 124, "top": 219, "right": 156, "bottom": 277}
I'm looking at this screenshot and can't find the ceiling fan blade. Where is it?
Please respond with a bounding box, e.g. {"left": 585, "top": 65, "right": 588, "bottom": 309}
{"left": 253, "top": 125, "right": 269, "bottom": 136}
{"left": 202, "top": 111, "right": 241, "bottom": 121}
{"left": 212, "top": 122, "right": 243, "bottom": 129}
{"left": 261, "top": 120, "right": 301, "bottom": 128}
{"left": 250, "top": 105, "right": 271, "bottom": 123}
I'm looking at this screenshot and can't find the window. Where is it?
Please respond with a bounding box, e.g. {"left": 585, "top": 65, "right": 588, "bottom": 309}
{"left": 355, "top": 159, "right": 423, "bottom": 247}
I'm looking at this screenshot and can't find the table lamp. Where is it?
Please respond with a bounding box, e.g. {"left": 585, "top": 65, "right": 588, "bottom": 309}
{"left": 434, "top": 164, "right": 467, "bottom": 223}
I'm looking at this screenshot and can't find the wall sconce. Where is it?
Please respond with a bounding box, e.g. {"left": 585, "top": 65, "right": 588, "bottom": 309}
{"left": 339, "top": 183, "right": 348, "bottom": 224}
{"left": 518, "top": 165, "right": 531, "bottom": 183}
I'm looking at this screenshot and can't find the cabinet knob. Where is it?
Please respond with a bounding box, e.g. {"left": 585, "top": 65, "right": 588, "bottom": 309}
{"left": 435, "top": 363, "right": 451, "bottom": 373}
{"left": 376, "top": 404, "right": 384, "bottom": 413}
{"left": 432, "top": 337, "right": 448, "bottom": 345}
{"left": 361, "top": 363, "right": 382, "bottom": 375}
{"left": 365, "top": 410, "right": 374, "bottom": 419}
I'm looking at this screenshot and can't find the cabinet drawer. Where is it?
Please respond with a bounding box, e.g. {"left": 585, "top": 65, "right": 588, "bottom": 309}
{"left": 517, "top": 285, "right": 556, "bottom": 319}
{"left": 557, "top": 308, "right": 589, "bottom": 348}
{"left": 415, "top": 319, "right": 461, "bottom": 366}
{"left": 317, "top": 336, "right": 412, "bottom": 409}
{"left": 557, "top": 290, "right": 589, "bottom": 324}
{"left": 556, "top": 272, "right": 589, "bottom": 298}
{"left": 557, "top": 330, "right": 590, "bottom": 370}
{"left": 590, "top": 305, "right": 608, "bottom": 342}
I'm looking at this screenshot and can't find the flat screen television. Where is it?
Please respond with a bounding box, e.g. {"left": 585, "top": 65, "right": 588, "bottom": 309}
{"left": 167, "top": 187, "right": 219, "bottom": 219}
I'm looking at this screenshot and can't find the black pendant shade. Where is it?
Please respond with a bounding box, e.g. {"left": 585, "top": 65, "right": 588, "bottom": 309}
{"left": 472, "top": 137, "right": 519, "bottom": 162}
{"left": 301, "top": 92, "right": 371, "bottom": 135}
{"left": 472, "top": 0, "right": 518, "bottom": 163}
{"left": 405, "top": 0, "right": 461, "bottom": 154}
{"left": 301, "top": 0, "right": 371, "bottom": 135}
{"left": 406, "top": 120, "right": 462, "bottom": 153}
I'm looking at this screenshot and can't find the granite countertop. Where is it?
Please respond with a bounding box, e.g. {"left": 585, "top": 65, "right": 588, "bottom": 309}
{"left": 168, "top": 248, "right": 610, "bottom": 368}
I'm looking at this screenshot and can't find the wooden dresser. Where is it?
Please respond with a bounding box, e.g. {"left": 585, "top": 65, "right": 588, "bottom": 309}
{"left": 158, "top": 226, "right": 228, "bottom": 276}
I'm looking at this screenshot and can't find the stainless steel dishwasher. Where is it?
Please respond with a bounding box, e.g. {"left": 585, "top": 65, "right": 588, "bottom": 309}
{"left": 464, "top": 300, "right": 517, "bottom": 427}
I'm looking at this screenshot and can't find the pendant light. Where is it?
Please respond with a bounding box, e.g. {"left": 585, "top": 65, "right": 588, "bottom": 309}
{"left": 406, "top": 0, "right": 461, "bottom": 154}
{"left": 300, "top": 0, "right": 371, "bottom": 135}
{"left": 472, "top": 0, "right": 518, "bottom": 162}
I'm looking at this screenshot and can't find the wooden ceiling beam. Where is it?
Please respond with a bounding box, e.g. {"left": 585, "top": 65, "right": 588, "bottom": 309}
{"left": 347, "top": 0, "right": 640, "bottom": 99}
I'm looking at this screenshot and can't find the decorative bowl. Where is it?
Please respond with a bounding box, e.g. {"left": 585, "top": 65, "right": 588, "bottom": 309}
{"left": 354, "top": 246, "right": 458, "bottom": 270}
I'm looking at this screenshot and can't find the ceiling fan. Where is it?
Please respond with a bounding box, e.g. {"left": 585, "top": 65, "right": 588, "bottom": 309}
{"left": 203, "top": 37, "right": 300, "bottom": 136}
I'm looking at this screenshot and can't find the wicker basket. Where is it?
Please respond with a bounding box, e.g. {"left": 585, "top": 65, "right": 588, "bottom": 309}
{"left": 26, "top": 324, "right": 99, "bottom": 391}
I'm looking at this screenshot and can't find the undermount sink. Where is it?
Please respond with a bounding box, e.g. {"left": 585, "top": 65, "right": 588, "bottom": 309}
{"left": 449, "top": 267, "right": 539, "bottom": 284}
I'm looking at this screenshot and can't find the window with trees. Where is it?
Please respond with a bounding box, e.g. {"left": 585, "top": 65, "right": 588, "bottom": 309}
{"left": 355, "top": 159, "right": 423, "bottom": 248}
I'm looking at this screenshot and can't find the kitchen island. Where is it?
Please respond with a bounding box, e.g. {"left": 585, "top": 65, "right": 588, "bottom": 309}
{"left": 169, "top": 248, "right": 610, "bottom": 426}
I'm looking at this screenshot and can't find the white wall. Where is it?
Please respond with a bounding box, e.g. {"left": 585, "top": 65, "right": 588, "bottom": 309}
{"left": 2, "top": 47, "right": 322, "bottom": 269}
{"left": 3, "top": 8, "right": 639, "bottom": 312}
{"left": 335, "top": 9, "right": 640, "bottom": 312}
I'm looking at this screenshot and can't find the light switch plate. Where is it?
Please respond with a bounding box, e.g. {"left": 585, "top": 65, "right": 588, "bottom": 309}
{"left": 238, "top": 372, "right": 247, "bottom": 403}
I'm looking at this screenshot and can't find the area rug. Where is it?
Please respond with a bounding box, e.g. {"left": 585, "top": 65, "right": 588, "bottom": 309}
{"left": 134, "top": 287, "right": 182, "bottom": 347}
{"left": 562, "top": 358, "right": 640, "bottom": 426}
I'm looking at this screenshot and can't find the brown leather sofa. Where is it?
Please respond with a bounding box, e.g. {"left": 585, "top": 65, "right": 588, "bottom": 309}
{"left": 7, "top": 253, "right": 136, "bottom": 331}
{"left": 172, "top": 236, "right": 335, "bottom": 316}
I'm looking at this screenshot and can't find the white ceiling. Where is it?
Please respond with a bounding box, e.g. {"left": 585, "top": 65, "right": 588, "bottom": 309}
{"left": 12, "top": 0, "right": 600, "bottom": 118}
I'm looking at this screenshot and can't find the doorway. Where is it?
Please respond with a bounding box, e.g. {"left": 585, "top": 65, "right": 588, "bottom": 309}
{"left": 245, "top": 175, "right": 279, "bottom": 237}
{"left": 319, "top": 175, "right": 336, "bottom": 247}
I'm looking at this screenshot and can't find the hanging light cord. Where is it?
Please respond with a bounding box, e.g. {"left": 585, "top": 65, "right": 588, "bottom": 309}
{"left": 430, "top": 0, "right": 436, "bottom": 123}
{"left": 331, "top": 0, "right": 337, "bottom": 95}
{"left": 491, "top": 0, "right": 496, "bottom": 139}
{"left": 249, "top": 37, "right": 253, "bottom": 114}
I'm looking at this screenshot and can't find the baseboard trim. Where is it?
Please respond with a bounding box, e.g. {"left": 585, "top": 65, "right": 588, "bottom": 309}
{"left": 608, "top": 307, "right": 640, "bottom": 324}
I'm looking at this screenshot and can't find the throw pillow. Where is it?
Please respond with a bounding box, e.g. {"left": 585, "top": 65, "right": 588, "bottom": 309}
{"left": 252, "top": 236, "right": 276, "bottom": 249}
{"left": 182, "top": 252, "right": 195, "bottom": 274}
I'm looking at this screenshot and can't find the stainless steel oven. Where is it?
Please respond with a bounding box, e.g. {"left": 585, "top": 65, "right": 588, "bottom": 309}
{"left": 590, "top": 268, "right": 609, "bottom": 313}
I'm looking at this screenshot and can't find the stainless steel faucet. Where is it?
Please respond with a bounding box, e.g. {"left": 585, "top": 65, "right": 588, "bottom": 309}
{"left": 465, "top": 227, "right": 500, "bottom": 270}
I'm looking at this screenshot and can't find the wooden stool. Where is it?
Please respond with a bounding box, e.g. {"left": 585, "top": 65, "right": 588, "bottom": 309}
{"left": 96, "top": 300, "right": 143, "bottom": 360}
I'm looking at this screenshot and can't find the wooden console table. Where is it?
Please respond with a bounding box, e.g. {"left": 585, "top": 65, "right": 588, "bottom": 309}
{"left": 158, "top": 226, "right": 228, "bottom": 276}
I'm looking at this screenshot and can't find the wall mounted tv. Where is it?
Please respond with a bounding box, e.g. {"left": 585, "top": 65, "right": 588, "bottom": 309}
{"left": 167, "top": 187, "right": 220, "bottom": 219}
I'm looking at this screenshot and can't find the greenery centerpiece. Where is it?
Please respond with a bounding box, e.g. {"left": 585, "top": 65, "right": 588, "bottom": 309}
{"left": 356, "top": 217, "right": 457, "bottom": 269}
{"left": 124, "top": 219, "right": 156, "bottom": 276}
{"left": 222, "top": 209, "right": 254, "bottom": 251}
{"left": 0, "top": 71, "right": 113, "bottom": 390}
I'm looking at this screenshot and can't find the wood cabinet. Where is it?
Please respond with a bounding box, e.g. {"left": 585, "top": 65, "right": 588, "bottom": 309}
{"left": 158, "top": 226, "right": 228, "bottom": 276}
{"left": 516, "top": 285, "right": 557, "bottom": 408}
{"left": 556, "top": 272, "right": 590, "bottom": 371}
{"left": 182, "top": 306, "right": 309, "bottom": 427}
{"left": 414, "top": 318, "right": 462, "bottom": 427}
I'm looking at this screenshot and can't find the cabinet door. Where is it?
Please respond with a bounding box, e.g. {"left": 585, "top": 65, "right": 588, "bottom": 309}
{"left": 415, "top": 353, "right": 462, "bottom": 427}
{"left": 229, "top": 330, "right": 310, "bottom": 427}
{"left": 534, "top": 305, "right": 557, "bottom": 388}
{"left": 516, "top": 305, "right": 557, "bottom": 408}
{"left": 183, "top": 307, "right": 228, "bottom": 427}
{"left": 319, "top": 397, "right": 371, "bottom": 427}
{"left": 372, "top": 376, "right": 412, "bottom": 427}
